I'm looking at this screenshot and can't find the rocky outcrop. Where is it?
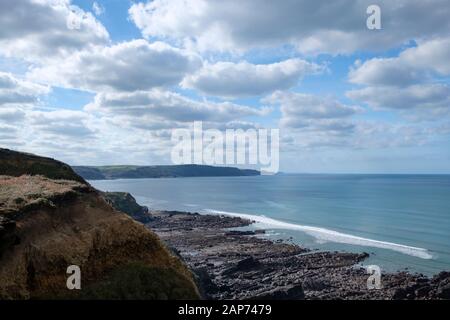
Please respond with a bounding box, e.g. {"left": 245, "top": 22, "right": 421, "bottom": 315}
{"left": 0, "top": 149, "right": 199, "bottom": 300}
{"left": 102, "top": 192, "right": 153, "bottom": 223}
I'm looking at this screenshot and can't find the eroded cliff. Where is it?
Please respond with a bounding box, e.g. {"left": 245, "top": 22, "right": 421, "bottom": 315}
{"left": 0, "top": 149, "right": 199, "bottom": 300}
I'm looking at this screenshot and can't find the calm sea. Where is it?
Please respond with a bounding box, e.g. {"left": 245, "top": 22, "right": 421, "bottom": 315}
{"left": 90, "top": 174, "right": 450, "bottom": 276}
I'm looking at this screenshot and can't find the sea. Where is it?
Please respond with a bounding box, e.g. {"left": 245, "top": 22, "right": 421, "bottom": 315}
{"left": 90, "top": 174, "right": 450, "bottom": 276}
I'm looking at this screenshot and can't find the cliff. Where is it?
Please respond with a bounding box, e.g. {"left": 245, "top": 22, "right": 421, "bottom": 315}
{"left": 102, "top": 192, "right": 153, "bottom": 223}
{"left": 0, "top": 148, "right": 85, "bottom": 183}
{"left": 0, "top": 149, "right": 199, "bottom": 299}
{"left": 73, "top": 164, "right": 260, "bottom": 180}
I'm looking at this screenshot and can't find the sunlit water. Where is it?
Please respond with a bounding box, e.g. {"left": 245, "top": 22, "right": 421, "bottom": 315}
{"left": 91, "top": 174, "right": 450, "bottom": 276}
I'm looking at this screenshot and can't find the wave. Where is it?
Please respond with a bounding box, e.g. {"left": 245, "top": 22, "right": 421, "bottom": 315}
{"left": 206, "top": 209, "right": 433, "bottom": 260}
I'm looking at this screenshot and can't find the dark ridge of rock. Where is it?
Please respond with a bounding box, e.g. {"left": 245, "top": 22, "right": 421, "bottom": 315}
{"left": 192, "top": 267, "right": 219, "bottom": 299}
{"left": 222, "top": 257, "right": 261, "bottom": 275}
{"left": 251, "top": 284, "right": 305, "bottom": 300}
{"left": 225, "top": 230, "right": 265, "bottom": 236}
{"left": 102, "top": 191, "right": 153, "bottom": 223}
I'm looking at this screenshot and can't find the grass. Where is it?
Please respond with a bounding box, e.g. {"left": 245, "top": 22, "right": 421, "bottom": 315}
{"left": 0, "top": 175, "right": 85, "bottom": 214}
{"left": 0, "top": 148, "right": 85, "bottom": 183}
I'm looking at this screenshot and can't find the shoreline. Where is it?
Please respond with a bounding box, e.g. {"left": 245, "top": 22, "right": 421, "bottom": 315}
{"left": 205, "top": 209, "right": 433, "bottom": 261}
{"left": 145, "top": 210, "right": 450, "bottom": 300}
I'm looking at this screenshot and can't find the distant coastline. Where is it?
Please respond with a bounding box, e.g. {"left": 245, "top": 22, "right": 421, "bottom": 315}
{"left": 72, "top": 164, "right": 260, "bottom": 180}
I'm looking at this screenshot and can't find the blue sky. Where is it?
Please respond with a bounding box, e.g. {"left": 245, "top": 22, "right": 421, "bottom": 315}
{"left": 0, "top": 0, "right": 449, "bottom": 173}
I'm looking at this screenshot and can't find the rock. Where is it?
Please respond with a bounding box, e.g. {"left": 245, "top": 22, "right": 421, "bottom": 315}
{"left": 433, "top": 271, "right": 450, "bottom": 283}
{"left": 225, "top": 230, "right": 256, "bottom": 236}
{"left": 360, "top": 252, "right": 370, "bottom": 259}
{"left": 303, "top": 278, "right": 328, "bottom": 291}
{"left": 193, "top": 267, "right": 219, "bottom": 298}
{"left": 415, "top": 285, "right": 431, "bottom": 298}
{"left": 237, "top": 256, "right": 260, "bottom": 270}
{"left": 416, "top": 276, "right": 429, "bottom": 284}
{"left": 437, "top": 283, "right": 450, "bottom": 299}
{"left": 222, "top": 256, "right": 261, "bottom": 275}
{"left": 102, "top": 192, "right": 153, "bottom": 223}
{"left": 251, "top": 284, "right": 305, "bottom": 300}
{"left": 393, "top": 288, "right": 408, "bottom": 300}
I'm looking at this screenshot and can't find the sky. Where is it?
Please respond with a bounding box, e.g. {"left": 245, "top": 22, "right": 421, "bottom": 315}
{"left": 0, "top": 0, "right": 449, "bottom": 173}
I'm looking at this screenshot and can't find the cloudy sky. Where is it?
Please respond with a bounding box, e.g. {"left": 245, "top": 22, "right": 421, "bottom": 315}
{"left": 0, "top": 0, "right": 449, "bottom": 173}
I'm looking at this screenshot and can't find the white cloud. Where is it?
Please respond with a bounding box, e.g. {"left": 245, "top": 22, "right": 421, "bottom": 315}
{"left": 92, "top": 2, "right": 105, "bottom": 16}
{"left": 85, "top": 90, "right": 270, "bottom": 123}
{"left": 349, "top": 38, "right": 450, "bottom": 87}
{"left": 129, "top": 0, "right": 450, "bottom": 54}
{"left": 401, "top": 38, "right": 450, "bottom": 75}
{"left": 281, "top": 120, "right": 445, "bottom": 152}
{"left": 182, "top": 59, "right": 323, "bottom": 98}
{"left": 0, "top": 0, "right": 109, "bottom": 63}
{"left": 348, "top": 57, "right": 423, "bottom": 87}
{"left": 348, "top": 38, "right": 450, "bottom": 115}
{"left": 0, "top": 72, "right": 49, "bottom": 106}
{"left": 0, "top": 108, "right": 26, "bottom": 123}
{"left": 29, "top": 109, "right": 95, "bottom": 137}
{"left": 27, "top": 40, "right": 202, "bottom": 92}
{"left": 264, "top": 91, "right": 361, "bottom": 130}
{"left": 347, "top": 84, "right": 450, "bottom": 111}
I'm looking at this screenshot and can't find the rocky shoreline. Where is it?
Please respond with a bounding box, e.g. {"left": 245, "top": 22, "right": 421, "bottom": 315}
{"left": 147, "top": 210, "right": 450, "bottom": 300}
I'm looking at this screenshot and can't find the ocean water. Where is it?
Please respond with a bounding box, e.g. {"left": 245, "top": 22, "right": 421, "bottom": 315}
{"left": 90, "top": 174, "right": 450, "bottom": 276}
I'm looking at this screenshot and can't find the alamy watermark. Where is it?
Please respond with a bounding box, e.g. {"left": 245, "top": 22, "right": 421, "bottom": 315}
{"left": 66, "top": 265, "right": 81, "bottom": 290}
{"left": 366, "top": 5, "right": 381, "bottom": 30}
{"left": 366, "top": 265, "right": 382, "bottom": 290}
{"left": 171, "top": 121, "right": 279, "bottom": 174}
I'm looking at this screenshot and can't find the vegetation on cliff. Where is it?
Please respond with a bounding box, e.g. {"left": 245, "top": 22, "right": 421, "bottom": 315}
{"left": 0, "top": 148, "right": 85, "bottom": 183}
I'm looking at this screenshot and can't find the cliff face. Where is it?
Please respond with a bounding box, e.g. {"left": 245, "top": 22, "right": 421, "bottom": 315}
{"left": 0, "top": 149, "right": 199, "bottom": 299}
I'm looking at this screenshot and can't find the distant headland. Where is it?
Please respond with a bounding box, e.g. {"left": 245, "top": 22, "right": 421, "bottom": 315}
{"left": 72, "top": 164, "right": 260, "bottom": 180}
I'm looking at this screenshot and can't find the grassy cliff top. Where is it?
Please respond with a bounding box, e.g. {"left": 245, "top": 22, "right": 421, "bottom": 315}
{"left": 0, "top": 175, "right": 87, "bottom": 215}
{"left": 0, "top": 148, "right": 86, "bottom": 183}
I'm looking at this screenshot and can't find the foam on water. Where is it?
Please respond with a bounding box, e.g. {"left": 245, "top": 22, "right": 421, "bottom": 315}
{"left": 206, "top": 209, "right": 433, "bottom": 260}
